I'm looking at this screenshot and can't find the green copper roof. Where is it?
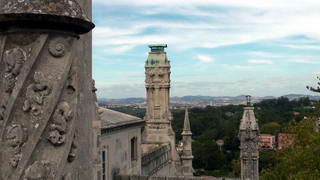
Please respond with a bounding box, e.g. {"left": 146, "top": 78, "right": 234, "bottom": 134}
{"left": 146, "top": 44, "right": 170, "bottom": 67}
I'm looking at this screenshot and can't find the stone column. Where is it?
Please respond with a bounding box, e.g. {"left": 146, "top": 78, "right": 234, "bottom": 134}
{"left": 0, "top": 0, "right": 95, "bottom": 179}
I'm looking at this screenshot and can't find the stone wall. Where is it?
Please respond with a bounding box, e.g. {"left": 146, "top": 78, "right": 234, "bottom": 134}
{"left": 101, "top": 126, "right": 143, "bottom": 180}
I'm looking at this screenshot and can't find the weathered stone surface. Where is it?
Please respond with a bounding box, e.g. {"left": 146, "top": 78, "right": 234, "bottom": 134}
{"left": 0, "top": 0, "right": 94, "bottom": 34}
{"left": 0, "top": 0, "right": 94, "bottom": 179}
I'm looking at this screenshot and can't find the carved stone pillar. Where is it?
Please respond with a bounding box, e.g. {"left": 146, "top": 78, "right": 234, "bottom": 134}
{"left": 0, "top": 0, "right": 94, "bottom": 179}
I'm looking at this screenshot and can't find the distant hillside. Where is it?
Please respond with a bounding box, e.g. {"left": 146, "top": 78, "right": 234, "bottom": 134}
{"left": 98, "top": 94, "right": 320, "bottom": 106}
{"left": 99, "top": 97, "right": 145, "bottom": 105}
{"left": 282, "top": 94, "right": 320, "bottom": 101}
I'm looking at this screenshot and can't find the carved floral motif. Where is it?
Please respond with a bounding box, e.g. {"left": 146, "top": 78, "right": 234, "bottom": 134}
{"left": 3, "top": 47, "right": 27, "bottom": 93}
{"left": 5, "top": 124, "right": 27, "bottom": 168}
{"left": 6, "top": 124, "right": 26, "bottom": 148}
{"left": 23, "top": 72, "right": 52, "bottom": 116}
{"left": 47, "top": 102, "right": 73, "bottom": 146}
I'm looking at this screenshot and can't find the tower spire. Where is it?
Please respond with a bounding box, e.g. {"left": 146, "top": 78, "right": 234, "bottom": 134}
{"left": 181, "top": 107, "right": 194, "bottom": 176}
{"left": 182, "top": 107, "right": 192, "bottom": 135}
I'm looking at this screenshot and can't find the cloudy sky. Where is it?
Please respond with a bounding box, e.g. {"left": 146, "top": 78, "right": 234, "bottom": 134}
{"left": 92, "top": 0, "right": 320, "bottom": 98}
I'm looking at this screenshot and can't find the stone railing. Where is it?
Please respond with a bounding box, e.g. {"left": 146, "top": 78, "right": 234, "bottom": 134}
{"left": 141, "top": 145, "right": 171, "bottom": 176}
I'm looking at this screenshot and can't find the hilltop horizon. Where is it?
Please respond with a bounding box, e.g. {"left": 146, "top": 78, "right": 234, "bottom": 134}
{"left": 98, "top": 93, "right": 320, "bottom": 100}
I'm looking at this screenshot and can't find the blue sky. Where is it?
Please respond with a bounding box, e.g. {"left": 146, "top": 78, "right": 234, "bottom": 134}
{"left": 92, "top": 0, "right": 320, "bottom": 98}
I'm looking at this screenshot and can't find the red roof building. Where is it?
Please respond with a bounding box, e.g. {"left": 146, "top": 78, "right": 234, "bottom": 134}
{"left": 259, "top": 134, "right": 276, "bottom": 150}
{"left": 278, "top": 133, "right": 295, "bottom": 150}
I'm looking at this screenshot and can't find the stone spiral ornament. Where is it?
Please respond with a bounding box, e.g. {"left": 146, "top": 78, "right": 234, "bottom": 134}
{"left": 49, "top": 39, "right": 66, "bottom": 58}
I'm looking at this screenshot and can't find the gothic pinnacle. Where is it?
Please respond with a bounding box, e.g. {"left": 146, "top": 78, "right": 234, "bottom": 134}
{"left": 182, "top": 107, "right": 192, "bottom": 136}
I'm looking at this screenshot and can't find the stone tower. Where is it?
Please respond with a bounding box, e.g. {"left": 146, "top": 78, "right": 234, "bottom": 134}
{"left": 181, "top": 108, "right": 194, "bottom": 176}
{"left": 239, "top": 96, "right": 260, "bottom": 180}
{"left": 0, "top": 0, "right": 95, "bottom": 179}
{"left": 142, "top": 45, "right": 176, "bottom": 158}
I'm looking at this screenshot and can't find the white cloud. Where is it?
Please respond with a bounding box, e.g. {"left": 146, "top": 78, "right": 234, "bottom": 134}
{"left": 92, "top": 0, "right": 320, "bottom": 98}
{"left": 285, "top": 44, "right": 320, "bottom": 50}
{"left": 196, "top": 55, "right": 214, "bottom": 63}
{"left": 248, "top": 59, "right": 273, "bottom": 64}
{"left": 94, "top": 0, "right": 319, "bottom": 10}
{"left": 222, "top": 64, "right": 256, "bottom": 70}
{"left": 248, "top": 51, "right": 286, "bottom": 58}
{"left": 92, "top": 0, "right": 320, "bottom": 53}
{"left": 290, "top": 59, "right": 320, "bottom": 64}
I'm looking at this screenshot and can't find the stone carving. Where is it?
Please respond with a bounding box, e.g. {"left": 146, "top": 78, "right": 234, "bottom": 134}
{"left": 5, "top": 124, "right": 27, "bottom": 168}
{"left": 47, "top": 102, "right": 73, "bottom": 146}
{"left": 4, "top": 47, "right": 27, "bottom": 93}
{"left": 0, "top": 105, "right": 5, "bottom": 128}
{"left": 23, "top": 161, "right": 52, "bottom": 180}
{"left": 68, "top": 139, "right": 77, "bottom": 162}
{"left": 145, "top": 68, "right": 170, "bottom": 85}
{"left": 23, "top": 72, "right": 52, "bottom": 116}
{"left": 66, "top": 72, "right": 76, "bottom": 95}
{"left": 6, "top": 124, "right": 26, "bottom": 149}
{"left": 240, "top": 131, "right": 259, "bottom": 155}
{"left": 92, "top": 80, "right": 97, "bottom": 93}
{"left": 9, "top": 154, "right": 22, "bottom": 168}
{"left": 49, "top": 38, "right": 66, "bottom": 58}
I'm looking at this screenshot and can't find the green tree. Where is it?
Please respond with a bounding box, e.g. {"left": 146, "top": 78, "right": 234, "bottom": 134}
{"left": 261, "top": 118, "right": 320, "bottom": 180}
{"left": 260, "top": 122, "right": 281, "bottom": 135}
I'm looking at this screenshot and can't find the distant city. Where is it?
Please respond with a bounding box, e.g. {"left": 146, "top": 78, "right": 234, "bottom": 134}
{"left": 98, "top": 94, "right": 320, "bottom": 109}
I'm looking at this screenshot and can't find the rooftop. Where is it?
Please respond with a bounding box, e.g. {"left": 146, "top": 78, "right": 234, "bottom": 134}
{"left": 149, "top": 44, "right": 167, "bottom": 52}
{"left": 99, "top": 107, "right": 145, "bottom": 132}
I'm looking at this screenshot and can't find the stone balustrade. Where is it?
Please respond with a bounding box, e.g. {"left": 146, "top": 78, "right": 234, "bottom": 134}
{"left": 141, "top": 145, "right": 171, "bottom": 175}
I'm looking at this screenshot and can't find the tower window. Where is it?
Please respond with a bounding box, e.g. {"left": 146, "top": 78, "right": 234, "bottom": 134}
{"left": 102, "top": 148, "right": 108, "bottom": 180}
{"left": 131, "top": 137, "right": 138, "bottom": 161}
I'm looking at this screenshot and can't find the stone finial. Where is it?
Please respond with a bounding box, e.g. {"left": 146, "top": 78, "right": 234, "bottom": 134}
{"left": 182, "top": 107, "right": 192, "bottom": 136}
